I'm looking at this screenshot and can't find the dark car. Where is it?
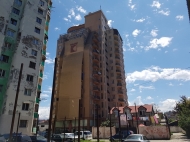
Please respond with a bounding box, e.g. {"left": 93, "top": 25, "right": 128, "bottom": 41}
{"left": 109, "top": 130, "right": 132, "bottom": 141}
{"left": 1, "top": 133, "right": 32, "bottom": 142}
{"left": 51, "top": 134, "right": 72, "bottom": 142}
{"left": 123, "top": 134, "right": 150, "bottom": 142}
{"left": 30, "top": 135, "right": 48, "bottom": 142}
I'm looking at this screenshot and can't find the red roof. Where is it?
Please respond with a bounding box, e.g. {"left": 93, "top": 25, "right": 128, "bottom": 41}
{"left": 110, "top": 104, "right": 153, "bottom": 114}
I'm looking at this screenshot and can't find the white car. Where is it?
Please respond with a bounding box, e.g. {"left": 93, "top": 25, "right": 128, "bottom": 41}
{"left": 61, "top": 133, "right": 78, "bottom": 141}
{"left": 74, "top": 131, "right": 92, "bottom": 140}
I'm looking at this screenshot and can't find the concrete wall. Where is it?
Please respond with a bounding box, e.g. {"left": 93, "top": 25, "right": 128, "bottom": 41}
{"left": 170, "top": 126, "right": 185, "bottom": 133}
{"left": 92, "top": 126, "right": 116, "bottom": 139}
{"left": 139, "top": 126, "right": 170, "bottom": 140}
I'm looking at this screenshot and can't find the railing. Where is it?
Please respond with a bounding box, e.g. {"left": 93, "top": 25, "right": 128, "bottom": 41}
{"left": 41, "top": 61, "right": 45, "bottom": 66}
{"left": 39, "top": 72, "right": 43, "bottom": 78}
{"left": 117, "top": 76, "right": 122, "bottom": 79}
{"left": 93, "top": 57, "right": 99, "bottom": 61}
{"left": 116, "top": 70, "right": 121, "bottom": 72}
{"left": 93, "top": 49, "right": 99, "bottom": 54}
{"left": 42, "top": 50, "right": 46, "bottom": 56}
{"left": 115, "top": 56, "right": 120, "bottom": 59}
{"left": 118, "top": 91, "right": 123, "bottom": 94}
{"left": 34, "top": 112, "right": 39, "bottom": 118}
{"left": 93, "top": 87, "right": 100, "bottom": 91}
{"left": 117, "top": 83, "right": 122, "bottom": 86}
{"left": 118, "top": 98, "right": 125, "bottom": 102}
{"left": 36, "top": 97, "right": 40, "bottom": 104}
{"left": 93, "top": 79, "right": 100, "bottom": 83}
{"left": 38, "top": 84, "right": 41, "bottom": 90}
{"left": 116, "top": 63, "right": 120, "bottom": 66}
{"left": 93, "top": 71, "right": 101, "bottom": 75}
{"left": 93, "top": 95, "right": 100, "bottom": 100}
{"left": 93, "top": 64, "right": 99, "bottom": 68}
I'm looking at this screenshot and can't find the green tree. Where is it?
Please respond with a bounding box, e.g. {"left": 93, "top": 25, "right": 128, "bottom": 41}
{"left": 100, "top": 119, "right": 114, "bottom": 127}
{"left": 174, "top": 96, "right": 190, "bottom": 137}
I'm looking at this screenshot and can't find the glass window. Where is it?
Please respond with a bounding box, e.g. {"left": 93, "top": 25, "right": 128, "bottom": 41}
{"left": 12, "top": 8, "right": 20, "bottom": 15}
{"left": 0, "top": 69, "right": 5, "bottom": 77}
{"left": 6, "top": 29, "right": 15, "bottom": 37}
{"left": 38, "top": 8, "right": 43, "bottom": 15}
{"left": 31, "top": 49, "right": 37, "bottom": 56}
{"left": 14, "top": 0, "right": 22, "bottom": 6}
{"left": 26, "top": 74, "right": 33, "bottom": 82}
{"left": 36, "top": 17, "right": 42, "bottom": 24}
{"left": 0, "top": 85, "right": 3, "bottom": 92}
{"left": 29, "top": 61, "right": 36, "bottom": 69}
{"left": 35, "top": 27, "right": 40, "bottom": 34}
{"left": 39, "top": 0, "right": 45, "bottom": 6}
{"left": 19, "top": 120, "right": 27, "bottom": 127}
{"left": 24, "top": 88, "right": 31, "bottom": 96}
{"left": 0, "top": 54, "right": 9, "bottom": 63}
{"left": 11, "top": 18, "right": 17, "bottom": 26}
{"left": 22, "top": 103, "right": 29, "bottom": 111}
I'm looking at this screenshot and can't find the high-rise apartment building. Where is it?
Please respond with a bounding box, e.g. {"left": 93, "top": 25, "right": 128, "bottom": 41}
{"left": 52, "top": 10, "right": 127, "bottom": 132}
{"left": 0, "top": 0, "right": 52, "bottom": 135}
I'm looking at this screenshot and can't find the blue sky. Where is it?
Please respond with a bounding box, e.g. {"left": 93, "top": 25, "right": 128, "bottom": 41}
{"left": 38, "top": 0, "right": 190, "bottom": 119}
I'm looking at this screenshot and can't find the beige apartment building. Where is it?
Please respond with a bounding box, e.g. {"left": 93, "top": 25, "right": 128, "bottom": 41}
{"left": 0, "top": 0, "right": 52, "bottom": 135}
{"left": 52, "top": 10, "right": 128, "bottom": 132}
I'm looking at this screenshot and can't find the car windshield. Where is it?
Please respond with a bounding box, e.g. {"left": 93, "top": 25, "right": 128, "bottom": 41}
{"left": 126, "top": 135, "right": 142, "bottom": 140}
{"left": 84, "top": 132, "right": 91, "bottom": 135}
{"left": 37, "top": 135, "right": 46, "bottom": 140}
{"left": 68, "top": 134, "right": 74, "bottom": 136}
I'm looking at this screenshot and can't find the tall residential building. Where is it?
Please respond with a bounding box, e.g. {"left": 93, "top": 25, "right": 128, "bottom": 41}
{"left": 0, "top": 0, "right": 52, "bottom": 135}
{"left": 52, "top": 10, "right": 127, "bottom": 132}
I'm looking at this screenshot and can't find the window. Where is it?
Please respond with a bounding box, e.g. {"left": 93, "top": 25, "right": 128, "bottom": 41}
{"left": 11, "top": 18, "right": 17, "bottom": 26}
{"left": 31, "top": 49, "right": 37, "bottom": 56}
{"left": 4, "top": 42, "right": 12, "bottom": 48}
{"left": 29, "top": 61, "right": 36, "bottom": 69}
{"left": 12, "top": 8, "right": 20, "bottom": 15}
{"left": 22, "top": 103, "right": 29, "bottom": 111}
{"left": 35, "top": 27, "right": 40, "bottom": 34}
{"left": 38, "top": 8, "right": 43, "bottom": 15}
{"left": 36, "top": 17, "right": 42, "bottom": 24}
{"left": 19, "top": 120, "right": 27, "bottom": 127}
{"left": 0, "top": 85, "right": 3, "bottom": 92}
{"left": 39, "top": 0, "right": 45, "bottom": 6}
{"left": 24, "top": 88, "right": 31, "bottom": 96}
{"left": 33, "top": 39, "right": 39, "bottom": 45}
{"left": 139, "top": 110, "right": 145, "bottom": 116}
{"left": 6, "top": 29, "right": 15, "bottom": 37}
{"left": 14, "top": 0, "right": 22, "bottom": 6}
{"left": 26, "top": 75, "right": 33, "bottom": 82}
{"left": 0, "top": 54, "right": 9, "bottom": 63}
{"left": 0, "top": 69, "right": 5, "bottom": 77}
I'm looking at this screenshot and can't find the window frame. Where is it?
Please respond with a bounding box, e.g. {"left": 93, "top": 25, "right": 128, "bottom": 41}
{"left": 10, "top": 18, "right": 17, "bottom": 26}
{"left": 35, "top": 27, "right": 40, "bottom": 34}
{"left": 38, "top": 8, "right": 43, "bottom": 15}
{"left": 0, "top": 69, "right": 5, "bottom": 77}
{"left": 19, "top": 120, "right": 27, "bottom": 128}
{"left": 22, "top": 103, "right": 29, "bottom": 111}
{"left": 26, "top": 74, "right": 33, "bottom": 82}
{"left": 14, "top": 0, "right": 22, "bottom": 6}
{"left": 39, "top": 0, "right": 45, "bottom": 6}
{"left": 29, "top": 61, "right": 36, "bottom": 69}
{"left": 6, "top": 29, "right": 15, "bottom": 37}
{"left": 0, "top": 54, "right": 9, "bottom": 63}
{"left": 12, "top": 7, "right": 20, "bottom": 15}
{"left": 24, "top": 88, "right": 32, "bottom": 96}
{"left": 36, "top": 17, "right": 42, "bottom": 24}
{"left": 31, "top": 49, "right": 37, "bottom": 56}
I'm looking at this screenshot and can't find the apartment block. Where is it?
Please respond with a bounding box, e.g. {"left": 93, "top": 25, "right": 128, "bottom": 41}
{"left": 52, "top": 10, "right": 127, "bottom": 132}
{"left": 0, "top": 0, "right": 52, "bottom": 135}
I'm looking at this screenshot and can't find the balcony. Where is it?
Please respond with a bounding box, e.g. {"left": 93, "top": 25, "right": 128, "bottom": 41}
{"left": 93, "top": 57, "right": 99, "bottom": 62}
{"left": 115, "top": 50, "right": 120, "bottom": 54}
{"left": 92, "top": 43, "right": 98, "bottom": 49}
{"left": 93, "top": 79, "right": 100, "bottom": 83}
{"left": 93, "top": 87, "right": 100, "bottom": 91}
{"left": 118, "top": 98, "right": 125, "bottom": 102}
{"left": 93, "top": 95, "right": 100, "bottom": 100}
{"left": 41, "top": 61, "right": 45, "bottom": 66}
{"left": 117, "top": 83, "right": 122, "bottom": 86}
{"left": 93, "top": 36, "right": 98, "bottom": 43}
{"left": 93, "top": 71, "right": 101, "bottom": 76}
{"left": 115, "top": 63, "right": 120, "bottom": 66}
{"left": 38, "top": 84, "right": 41, "bottom": 91}
{"left": 44, "top": 40, "right": 47, "bottom": 45}
{"left": 116, "top": 70, "right": 121, "bottom": 73}
{"left": 36, "top": 97, "right": 40, "bottom": 104}
{"left": 115, "top": 56, "right": 120, "bottom": 60}
{"left": 34, "top": 112, "right": 39, "bottom": 118}
{"left": 93, "top": 49, "right": 99, "bottom": 54}
{"left": 118, "top": 91, "right": 123, "bottom": 94}
{"left": 39, "top": 72, "right": 43, "bottom": 78}
{"left": 117, "top": 76, "right": 122, "bottom": 79}
{"left": 93, "top": 64, "right": 99, "bottom": 68}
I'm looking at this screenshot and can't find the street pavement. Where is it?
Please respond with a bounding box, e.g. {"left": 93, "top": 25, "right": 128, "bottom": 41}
{"left": 91, "top": 133, "right": 190, "bottom": 142}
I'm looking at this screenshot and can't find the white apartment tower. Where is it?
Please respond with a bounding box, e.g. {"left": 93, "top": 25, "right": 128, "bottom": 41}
{"left": 0, "top": 0, "right": 52, "bottom": 135}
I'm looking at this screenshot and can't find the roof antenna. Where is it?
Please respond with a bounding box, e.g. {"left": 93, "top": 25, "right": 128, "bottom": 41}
{"left": 100, "top": 5, "right": 101, "bottom": 10}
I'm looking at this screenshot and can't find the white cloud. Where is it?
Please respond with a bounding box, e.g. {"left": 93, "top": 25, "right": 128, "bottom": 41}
{"left": 158, "top": 10, "right": 170, "bottom": 16}
{"left": 45, "top": 57, "right": 55, "bottom": 64}
{"left": 106, "top": 10, "right": 111, "bottom": 13}
{"left": 39, "top": 106, "right": 50, "bottom": 119}
{"left": 41, "top": 93, "right": 49, "bottom": 98}
{"left": 132, "top": 29, "right": 141, "bottom": 37}
{"left": 76, "top": 6, "right": 87, "bottom": 14}
{"left": 165, "top": 51, "right": 168, "bottom": 53}
{"left": 128, "top": 0, "right": 136, "bottom": 11}
{"left": 127, "top": 66, "right": 190, "bottom": 83}
{"left": 75, "top": 14, "right": 82, "bottom": 20}
{"left": 135, "top": 96, "right": 144, "bottom": 105}
{"left": 69, "top": 8, "right": 75, "bottom": 17}
{"left": 146, "top": 37, "right": 173, "bottom": 50}
{"left": 54, "top": 27, "right": 60, "bottom": 31}
{"left": 179, "top": 83, "right": 183, "bottom": 86}
{"left": 159, "top": 99, "right": 177, "bottom": 112}
{"left": 150, "top": 29, "right": 158, "bottom": 37}
{"left": 151, "top": 1, "right": 161, "bottom": 8}
{"left": 135, "top": 18, "right": 145, "bottom": 23}
{"left": 169, "top": 83, "right": 173, "bottom": 86}
{"left": 46, "top": 52, "right": 50, "bottom": 56}
{"left": 139, "top": 85, "right": 155, "bottom": 92}
{"left": 63, "top": 17, "right": 71, "bottom": 22}
{"left": 130, "top": 88, "right": 136, "bottom": 92}
{"left": 176, "top": 15, "right": 184, "bottom": 21}
{"left": 173, "top": 48, "right": 178, "bottom": 51}
{"left": 43, "top": 86, "right": 52, "bottom": 94}
{"left": 108, "top": 20, "right": 114, "bottom": 27}
{"left": 147, "top": 96, "right": 153, "bottom": 100}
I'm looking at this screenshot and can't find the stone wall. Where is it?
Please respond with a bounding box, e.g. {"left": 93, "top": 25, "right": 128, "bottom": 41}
{"left": 92, "top": 126, "right": 116, "bottom": 139}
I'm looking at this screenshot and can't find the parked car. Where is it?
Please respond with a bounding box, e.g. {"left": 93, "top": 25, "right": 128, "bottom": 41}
{"left": 30, "top": 135, "right": 55, "bottom": 142}
{"left": 109, "top": 130, "right": 131, "bottom": 141}
{"left": 61, "top": 133, "right": 78, "bottom": 141}
{"left": 51, "top": 134, "right": 73, "bottom": 142}
{"left": 74, "top": 131, "right": 92, "bottom": 140}
{"left": 123, "top": 134, "right": 150, "bottom": 142}
{"left": 0, "top": 133, "right": 32, "bottom": 142}
{"left": 0, "top": 136, "right": 6, "bottom": 142}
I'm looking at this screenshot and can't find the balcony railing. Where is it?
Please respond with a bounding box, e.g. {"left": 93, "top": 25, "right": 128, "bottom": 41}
{"left": 116, "top": 63, "right": 120, "bottom": 66}
{"left": 116, "top": 70, "right": 121, "bottom": 73}
{"left": 39, "top": 72, "right": 43, "bottom": 78}
{"left": 36, "top": 97, "right": 40, "bottom": 104}
{"left": 93, "top": 49, "right": 99, "bottom": 54}
{"left": 34, "top": 112, "right": 39, "bottom": 118}
{"left": 117, "top": 76, "right": 122, "bottom": 79}
{"left": 118, "top": 91, "right": 123, "bottom": 94}
{"left": 93, "top": 71, "right": 101, "bottom": 75}
{"left": 118, "top": 98, "right": 125, "bottom": 102}
{"left": 93, "top": 95, "right": 100, "bottom": 100}
{"left": 93, "top": 87, "right": 100, "bottom": 91}
{"left": 115, "top": 56, "right": 120, "bottom": 59}
{"left": 93, "top": 64, "right": 99, "bottom": 68}
{"left": 117, "top": 83, "right": 122, "bottom": 86}
{"left": 41, "top": 61, "right": 45, "bottom": 66}
{"left": 38, "top": 84, "right": 41, "bottom": 91}
{"left": 93, "top": 79, "right": 100, "bottom": 83}
{"left": 93, "top": 57, "right": 99, "bottom": 61}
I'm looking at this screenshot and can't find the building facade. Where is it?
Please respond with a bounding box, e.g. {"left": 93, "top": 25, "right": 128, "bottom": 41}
{"left": 0, "top": 0, "right": 52, "bottom": 135}
{"left": 52, "top": 10, "right": 128, "bottom": 132}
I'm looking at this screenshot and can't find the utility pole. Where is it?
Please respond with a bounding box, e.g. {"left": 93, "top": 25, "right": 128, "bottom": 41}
{"left": 16, "top": 112, "right": 20, "bottom": 142}
{"left": 96, "top": 106, "right": 99, "bottom": 142}
{"left": 108, "top": 108, "right": 112, "bottom": 142}
{"left": 48, "top": 58, "right": 57, "bottom": 142}
{"left": 134, "top": 103, "right": 139, "bottom": 134}
{"left": 78, "top": 99, "right": 81, "bottom": 142}
{"left": 117, "top": 108, "right": 121, "bottom": 142}
{"left": 125, "top": 112, "right": 129, "bottom": 133}
{"left": 9, "top": 63, "right": 23, "bottom": 142}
